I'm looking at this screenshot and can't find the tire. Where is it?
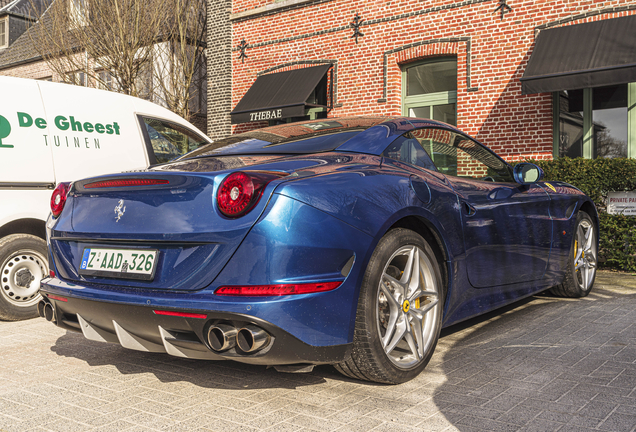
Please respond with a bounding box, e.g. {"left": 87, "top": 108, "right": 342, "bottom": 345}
{"left": 550, "top": 212, "right": 597, "bottom": 298}
{"left": 335, "top": 228, "right": 444, "bottom": 384}
{"left": 0, "top": 234, "right": 49, "bottom": 321}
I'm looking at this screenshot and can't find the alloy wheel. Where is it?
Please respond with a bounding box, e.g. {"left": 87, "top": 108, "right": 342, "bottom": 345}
{"left": 376, "top": 245, "right": 440, "bottom": 368}
{"left": 573, "top": 218, "right": 596, "bottom": 292}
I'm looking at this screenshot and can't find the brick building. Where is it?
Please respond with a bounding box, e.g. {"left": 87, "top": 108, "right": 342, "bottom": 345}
{"left": 208, "top": 0, "right": 636, "bottom": 161}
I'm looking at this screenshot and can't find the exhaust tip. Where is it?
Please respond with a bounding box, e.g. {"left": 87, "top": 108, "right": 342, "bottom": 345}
{"left": 207, "top": 323, "right": 238, "bottom": 352}
{"left": 37, "top": 300, "right": 46, "bottom": 318}
{"left": 43, "top": 302, "right": 54, "bottom": 322}
{"left": 237, "top": 325, "right": 270, "bottom": 353}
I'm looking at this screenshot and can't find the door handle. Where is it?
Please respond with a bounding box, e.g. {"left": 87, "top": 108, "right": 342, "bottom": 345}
{"left": 463, "top": 202, "right": 476, "bottom": 217}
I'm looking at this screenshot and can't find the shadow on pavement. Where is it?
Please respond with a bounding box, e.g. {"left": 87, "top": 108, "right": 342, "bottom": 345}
{"left": 49, "top": 330, "right": 343, "bottom": 389}
{"left": 430, "top": 281, "right": 636, "bottom": 431}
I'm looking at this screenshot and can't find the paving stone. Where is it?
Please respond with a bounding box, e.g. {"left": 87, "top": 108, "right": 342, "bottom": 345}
{"left": 599, "top": 411, "right": 636, "bottom": 432}
{"left": 1, "top": 271, "right": 636, "bottom": 431}
{"left": 517, "top": 417, "right": 566, "bottom": 432}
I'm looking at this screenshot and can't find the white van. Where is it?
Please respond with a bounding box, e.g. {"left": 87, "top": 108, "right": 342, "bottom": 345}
{"left": 0, "top": 76, "right": 211, "bottom": 320}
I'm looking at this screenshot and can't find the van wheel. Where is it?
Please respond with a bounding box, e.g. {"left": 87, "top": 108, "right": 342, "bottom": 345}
{"left": 0, "top": 234, "right": 48, "bottom": 321}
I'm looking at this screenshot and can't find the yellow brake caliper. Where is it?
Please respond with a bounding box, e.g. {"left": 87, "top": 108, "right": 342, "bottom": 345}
{"left": 574, "top": 239, "right": 579, "bottom": 272}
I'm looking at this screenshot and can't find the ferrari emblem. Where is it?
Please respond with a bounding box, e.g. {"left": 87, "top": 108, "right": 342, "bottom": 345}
{"left": 402, "top": 300, "right": 410, "bottom": 313}
{"left": 114, "top": 199, "right": 126, "bottom": 222}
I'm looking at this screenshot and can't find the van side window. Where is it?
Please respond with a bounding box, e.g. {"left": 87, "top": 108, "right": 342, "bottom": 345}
{"left": 140, "top": 117, "right": 208, "bottom": 164}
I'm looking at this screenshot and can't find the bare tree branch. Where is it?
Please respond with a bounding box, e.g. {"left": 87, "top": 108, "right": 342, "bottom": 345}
{"left": 28, "top": 0, "right": 206, "bottom": 117}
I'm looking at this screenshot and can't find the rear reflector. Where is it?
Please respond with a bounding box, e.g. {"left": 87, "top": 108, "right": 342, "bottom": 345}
{"left": 153, "top": 310, "right": 207, "bottom": 319}
{"left": 48, "top": 294, "right": 68, "bottom": 302}
{"left": 49, "top": 270, "right": 55, "bottom": 278}
{"left": 84, "top": 179, "right": 170, "bottom": 188}
{"left": 215, "top": 281, "right": 342, "bottom": 297}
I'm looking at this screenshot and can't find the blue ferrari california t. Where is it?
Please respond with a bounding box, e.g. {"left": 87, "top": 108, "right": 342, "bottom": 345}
{"left": 39, "top": 117, "right": 598, "bottom": 384}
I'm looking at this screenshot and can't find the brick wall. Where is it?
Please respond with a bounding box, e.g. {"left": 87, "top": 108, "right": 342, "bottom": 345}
{"left": 207, "top": 0, "right": 233, "bottom": 139}
{"left": 0, "top": 60, "right": 56, "bottom": 80}
{"left": 228, "top": 0, "right": 636, "bottom": 161}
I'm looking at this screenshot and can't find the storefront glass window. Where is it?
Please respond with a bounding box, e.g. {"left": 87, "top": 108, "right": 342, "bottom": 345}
{"left": 593, "top": 85, "right": 628, "bottom": 158}
{"left": 558, "top": 90, "right": 584, "bottom": 158}
{"left": 556, "top": 84, "right": 631, "bottom": 159}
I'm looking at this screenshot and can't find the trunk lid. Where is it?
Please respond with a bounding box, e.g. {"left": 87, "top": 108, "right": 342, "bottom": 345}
{"left": 50, "top": 153, "right": 379, "bottom": 291}
{"left": 51, "top": 170, "right": 276, "bottom": 291}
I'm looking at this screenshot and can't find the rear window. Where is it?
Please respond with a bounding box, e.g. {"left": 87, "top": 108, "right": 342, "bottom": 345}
{"left": 201, "top": 130, "right": 363, "bottom": 156}
{"left": 181, "top": 117, "right": 391, "bottom": 159}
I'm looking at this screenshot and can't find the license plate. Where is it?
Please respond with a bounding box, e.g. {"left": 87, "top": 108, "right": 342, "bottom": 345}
{"left": 79, "top": 248, "right": 158, "bottom": 281}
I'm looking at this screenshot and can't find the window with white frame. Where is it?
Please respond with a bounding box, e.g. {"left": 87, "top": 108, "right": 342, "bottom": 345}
{"left": 97, "top": 70, "right": 113, "bottom": 90}
{"left": 65, "top": 71, "right": 86, "bottom": 86}
{"left": 69, "top": 0, "right": 88, "bottom": 28}
{"left": 0, "top": 18, "right": 7, "bottom": 49}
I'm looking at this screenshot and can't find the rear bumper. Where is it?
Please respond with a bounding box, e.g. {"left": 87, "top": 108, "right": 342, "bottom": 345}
{"left": 39, "top": 285, "right": 351, "bottom": 365}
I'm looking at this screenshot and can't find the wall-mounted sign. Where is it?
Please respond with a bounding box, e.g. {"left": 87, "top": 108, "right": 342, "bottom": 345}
{"left": 607, "top": 192, "right": 636, "bottom": 216}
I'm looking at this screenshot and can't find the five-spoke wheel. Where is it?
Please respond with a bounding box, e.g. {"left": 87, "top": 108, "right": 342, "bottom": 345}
{"left": 572, "top": 215, "right": 596, "bottom": 292}
{"left": 550, "top": 212, "right": 597, "bottom": 298}
{"left": 378, "top": 245, "right": 440, "bottom": 368}
{"left": 336, "top": 228, "right": 444, "bottom": 384}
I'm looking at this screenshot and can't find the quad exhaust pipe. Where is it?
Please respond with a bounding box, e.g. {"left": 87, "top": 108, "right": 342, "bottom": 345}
{"left": 38, "top": 300, "right": 55, "bottom": 322}
{"left": 237, "top": 325, "right": 270, "bottom": 353}
{"left": 207, "top": 324, "right": 238, "bottom": 351}
{"left": 207, "top": 323, "right": 271, "bottom": 354}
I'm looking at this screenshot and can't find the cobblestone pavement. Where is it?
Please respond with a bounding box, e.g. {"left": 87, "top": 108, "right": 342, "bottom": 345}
{"left": 1, "top": 271, "right": 636, "bottom": 432}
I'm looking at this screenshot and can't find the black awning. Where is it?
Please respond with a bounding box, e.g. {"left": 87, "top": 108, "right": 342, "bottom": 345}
{"left": 230, "top": 64, "right": 331, "bottom": 124}
{"left": 521, "top": 15, "right": 636, "bottom": 95}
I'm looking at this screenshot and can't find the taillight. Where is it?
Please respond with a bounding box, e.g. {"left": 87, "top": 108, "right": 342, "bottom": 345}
{"left": 217, "top": 171, "right": 286, "bottom": 218}
{"left": 84, "top": 178, "right": 169, "bottom": 188}
{"left": 50, "top": 182, "right": 71, "bottom": 217}
{"left": 215, "top": 281, "right": 342, "bottom": 296}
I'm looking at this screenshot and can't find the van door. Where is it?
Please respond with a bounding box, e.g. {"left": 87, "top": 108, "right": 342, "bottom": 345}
{"left": 37, "top": 82, "right": 148, "bottom": 182}
{"left": 0, "top": 78, "right": 55, "bottom": 187}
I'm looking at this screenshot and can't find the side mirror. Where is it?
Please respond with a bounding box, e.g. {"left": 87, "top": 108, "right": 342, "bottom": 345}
{"left": 513, "top": 163, "right": 544, "bottom": 185}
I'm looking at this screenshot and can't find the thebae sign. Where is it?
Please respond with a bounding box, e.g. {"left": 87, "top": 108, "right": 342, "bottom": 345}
{"left": 249, "top": 109, "right": 283, "bottom": 122}
{"left": 607, "top": 192, "right": 636, "bottom": 216}
{"left": 231, "top": 105, "right": 306, "bottom": 124}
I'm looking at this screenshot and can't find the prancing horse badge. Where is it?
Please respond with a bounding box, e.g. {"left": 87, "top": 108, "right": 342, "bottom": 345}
{"left": 114, "top": 199, "right": 126, "bottom": 222}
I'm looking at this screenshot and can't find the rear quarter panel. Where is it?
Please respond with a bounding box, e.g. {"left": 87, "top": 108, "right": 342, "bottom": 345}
{"left": 273, "top": 163, "right": 467, "bottom": 328}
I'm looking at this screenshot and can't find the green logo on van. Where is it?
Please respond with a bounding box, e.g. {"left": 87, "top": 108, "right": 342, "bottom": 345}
{"left": 0, "top": 115, "right": 12, "bottom": 148}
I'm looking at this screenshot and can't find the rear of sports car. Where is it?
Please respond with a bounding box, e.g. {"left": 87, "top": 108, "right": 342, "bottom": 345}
{"left": 40, "top": 155, "right": 378, "bottom": 368}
